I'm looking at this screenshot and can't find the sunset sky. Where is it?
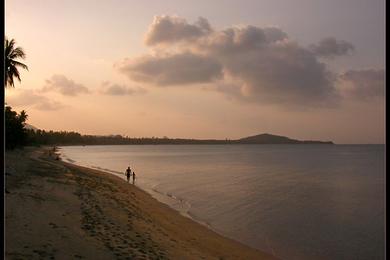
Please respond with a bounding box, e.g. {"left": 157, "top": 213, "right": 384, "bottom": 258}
{"left": 5, "top": 0, "right": 385, "bottom": 144}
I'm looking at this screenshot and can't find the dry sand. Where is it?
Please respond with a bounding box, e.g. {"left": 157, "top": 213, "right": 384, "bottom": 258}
{"left": 5, "top": 147, "right": 278, "bottom": 259}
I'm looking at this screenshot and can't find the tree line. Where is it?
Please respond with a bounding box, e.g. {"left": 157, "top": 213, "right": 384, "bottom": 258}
{"left": 25, "top": 129, "right": 233, "bottom": 146}
{"left": 5, "top": 105, "right": 232, "bottom": 149}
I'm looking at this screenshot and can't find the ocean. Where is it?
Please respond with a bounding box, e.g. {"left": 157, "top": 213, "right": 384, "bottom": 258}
{"left": 59, "top": 144, "right": 385, "bottom": 260}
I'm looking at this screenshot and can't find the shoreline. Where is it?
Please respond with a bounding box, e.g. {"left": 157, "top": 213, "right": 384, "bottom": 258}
{"left": 61, "top": 153, "right": 214, "bottom": 231}
{"left": 5, "top": 146, "right": 278, "bottom": 259}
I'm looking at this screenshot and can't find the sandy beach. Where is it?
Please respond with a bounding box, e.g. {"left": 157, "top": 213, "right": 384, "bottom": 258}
{"left": 5, "top": 147, "right": 277, "bottom": 260}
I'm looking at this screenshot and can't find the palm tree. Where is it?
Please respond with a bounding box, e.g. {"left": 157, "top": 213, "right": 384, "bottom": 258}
{"left": 5, "top": 38, "right": 28, "bottom": 88}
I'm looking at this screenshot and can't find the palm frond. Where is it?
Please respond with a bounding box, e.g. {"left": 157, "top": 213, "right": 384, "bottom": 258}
{"left": 7, "top": 72, "right": 15, "bottom": 87}
{"left": 4, "top": 37, "right": 28, "bottom": 88}
{"left": 9, "top": 47, "right": 26, "bottom": 59}
{"left": 10, "top": 60, "right": 29, "bottom": 70}
{"left": 5, "top": 38, "right": 15, "bottom": 57}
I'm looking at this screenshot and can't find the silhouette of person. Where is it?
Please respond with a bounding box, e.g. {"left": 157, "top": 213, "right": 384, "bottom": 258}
{"left": 132, "top": 171, "right": 136, "bottom": 184}
{"left": 125, "top": 166, "right": 131, "bottom": 182}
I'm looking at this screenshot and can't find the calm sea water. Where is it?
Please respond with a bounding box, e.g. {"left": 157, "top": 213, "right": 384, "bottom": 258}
{"left": 59, "top": 144, "right": 385, "bottom": 260}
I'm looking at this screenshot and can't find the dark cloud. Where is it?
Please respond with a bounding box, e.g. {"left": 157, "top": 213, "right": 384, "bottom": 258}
{"left": 6, "top": 90, "right": 66, "bottom": 111}
{"left": 117, "top": 15, "right": 362, "bottom": 107}
{"left": 222, "top": 43, "right": 338, "bottom": 105}
{"left": 263, "top": 27, "right": 289, "bottom": 42}
{"left": 197, "top": 25, "right": 288, "bottom": 55}
{"left": 309, "top": 37, "right": 355, "bottom": 58}
{"left": 116, "top": 52, "right": 223, "bottom": 86}
{"left": 100, "top": 82, "right": 147, "bottom": 96}
{"left": 145, "top": 15, "right": 212, "bottom": 46}
{"left": 195, "top": 26, "right": 338, "bottom": 105}
{"left": 339, "top": 69, "right": 385, "bottom": 99}
{"left": 42, "top": 74, "right": 89, "bottom": 96}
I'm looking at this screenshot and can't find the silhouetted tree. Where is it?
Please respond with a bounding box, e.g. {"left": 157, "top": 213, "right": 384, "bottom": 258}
{"left": 5, "top": 106, "right": 28, "bottom": 149}
{"left": 5, "top": 38, "right": 28, "bottom": 88}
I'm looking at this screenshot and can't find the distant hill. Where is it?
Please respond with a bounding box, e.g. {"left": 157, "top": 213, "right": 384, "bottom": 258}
{"left": 238, "top": 133, "right": 333, "bottom": 144}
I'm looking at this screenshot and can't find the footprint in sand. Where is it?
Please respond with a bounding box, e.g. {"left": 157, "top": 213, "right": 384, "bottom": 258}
{"left": 48, "top": 222, "right": 58, "bottom": 229}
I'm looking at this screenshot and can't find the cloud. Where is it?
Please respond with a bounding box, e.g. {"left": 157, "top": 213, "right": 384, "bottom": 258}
{"left": 309, "top": 37, "right": 355, "bottom": 58}
{"left": 196, "top": 27, "right": 338, "bottom": 105}
{"left": 196, "top": 25, "right": 288, "bottom": 55}
{"left": 117, "top": 15, "right": 362, "bottom": 107}
{"left": 338, "top": 69, "right": 385, "bottom": 99}
{"left": 145, "top": 15, "right": 212, "bottom": 46}
{"left": 116, "top": 52, "right": 223, "bottom": 86}
{"left": 100, "top": 81, "right": 147, "bottom": 96}
{"left": 42, "top": 74, "right": 89, "bottom": 96}
{"left": 6, "top": 90, "right": 66, "bottom": 111}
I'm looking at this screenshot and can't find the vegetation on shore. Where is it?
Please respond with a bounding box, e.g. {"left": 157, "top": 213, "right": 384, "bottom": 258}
{"left": 24, "top": 129, "right": 333, "bottom": 146}
{"left": 5, "top": 37, "right": 29, "bottom": 150}
{"left": 5, "top": 106, "right": 29, "bottom": 149}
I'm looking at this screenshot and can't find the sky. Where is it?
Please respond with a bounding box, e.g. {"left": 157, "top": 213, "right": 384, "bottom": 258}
{"left": 5, "top": 0, "right": 385, "bottom": 144}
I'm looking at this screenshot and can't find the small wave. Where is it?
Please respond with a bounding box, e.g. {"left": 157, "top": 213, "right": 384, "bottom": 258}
{"left": 149, "top": 187, "right": 192, "bottom": 215}
{"left": 185, "top": 211, "right": 213, "bottom": 230}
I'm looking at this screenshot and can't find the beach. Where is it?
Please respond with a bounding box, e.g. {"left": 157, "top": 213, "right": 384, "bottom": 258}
{"left": 5, "top": 147, "right": 277, "bottom": 260}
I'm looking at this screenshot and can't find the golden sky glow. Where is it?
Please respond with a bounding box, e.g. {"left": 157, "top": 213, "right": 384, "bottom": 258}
{"left": 5, "top": 0, "right": 385, "bottom": 143}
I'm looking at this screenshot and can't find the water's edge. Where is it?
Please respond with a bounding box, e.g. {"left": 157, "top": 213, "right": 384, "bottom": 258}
{"left": 58, "top": 152, "right": 266, "bottom": 256}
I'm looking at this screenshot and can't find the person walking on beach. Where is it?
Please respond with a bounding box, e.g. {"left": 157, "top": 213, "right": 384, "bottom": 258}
{"left": 132, "top": 171, "right": 136, "bottom": 184}
{"left": 125, "top": 166, "right": 131, "bottom": 183}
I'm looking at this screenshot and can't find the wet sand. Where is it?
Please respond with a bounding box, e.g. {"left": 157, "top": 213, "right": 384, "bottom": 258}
{"left": 5, "top": 147, "right": 278, "bottom": 259}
